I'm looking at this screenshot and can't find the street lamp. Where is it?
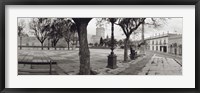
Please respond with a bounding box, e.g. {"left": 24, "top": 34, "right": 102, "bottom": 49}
{"left": 48, "top": 37, "right": 50, "bottom": 50}
{"left": 107, "top": 18, "right": 118, "bottom": 69}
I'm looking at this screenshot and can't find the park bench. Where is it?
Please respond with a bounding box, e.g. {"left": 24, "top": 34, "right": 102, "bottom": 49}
{"left": 18, "top": 53, "right": 57, "bottom": 75}
{"left": 18, "top": 46, "right": 66, "bottom": 50}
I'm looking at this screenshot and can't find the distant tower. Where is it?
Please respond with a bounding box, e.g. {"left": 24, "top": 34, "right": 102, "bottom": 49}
{"left": 96, "top": 27, "right": 105, "bottom": 38}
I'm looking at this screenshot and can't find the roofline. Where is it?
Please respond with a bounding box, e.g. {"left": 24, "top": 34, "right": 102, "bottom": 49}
{"left": 144, "top": 33, "right": 182, "bottom": 40}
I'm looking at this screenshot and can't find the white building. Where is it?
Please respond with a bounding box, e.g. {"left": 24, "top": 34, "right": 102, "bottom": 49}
{"left": 145, "top": 33, "right": 182, "bottom": 55}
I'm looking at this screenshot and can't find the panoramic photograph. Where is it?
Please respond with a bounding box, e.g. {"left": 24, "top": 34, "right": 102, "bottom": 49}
{"left": 18, "top": 18, "right": 182, "bottom": 75}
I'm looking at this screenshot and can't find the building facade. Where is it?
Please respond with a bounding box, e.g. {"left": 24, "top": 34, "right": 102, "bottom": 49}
{"left": 145, "top": 33, "right": 182, "bottom": 55}
{"left": 90, "top": 27, "right": 105, "bottom": 44}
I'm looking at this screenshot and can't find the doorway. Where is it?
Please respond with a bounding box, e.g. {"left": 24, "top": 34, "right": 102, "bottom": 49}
{"left": 163, "top": 46, "right": 167, "bottom": 52}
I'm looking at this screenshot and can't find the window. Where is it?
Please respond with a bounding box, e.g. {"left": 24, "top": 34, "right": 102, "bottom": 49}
{"left": 160, "top": 40, "right": 162, "bottom": 45}
{"left": 152, "top": 46, "right": 154, "bottom": 50}
{"left": 164, "top": 40, "right": 166, "bottom": 45}
{"left": 156, "top": 46, "right": 158, "bottom": 50}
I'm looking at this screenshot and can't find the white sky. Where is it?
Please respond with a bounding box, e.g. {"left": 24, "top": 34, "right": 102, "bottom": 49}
{"left": 18, "top": 18, "right": 182, "bottom": 40}
{"left": 87, "top": 18, "right": 182, "bottom": 40}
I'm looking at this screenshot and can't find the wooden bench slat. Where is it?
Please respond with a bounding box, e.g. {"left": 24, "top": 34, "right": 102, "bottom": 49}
{"left": 18, "top": 52, "right": 58, "bottom": 75}
{"left": 18, "top": 61, "right": 57, "bottom": 64}
{"left": 19, "top": 68, "right": 56, "bottom": 73}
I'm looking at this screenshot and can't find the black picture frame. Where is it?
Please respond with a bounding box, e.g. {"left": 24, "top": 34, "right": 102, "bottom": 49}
{"left": 0, "top": 0, "right": 199, "bottom": 93}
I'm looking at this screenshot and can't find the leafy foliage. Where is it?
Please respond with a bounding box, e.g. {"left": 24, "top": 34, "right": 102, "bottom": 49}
{"left": 99, "top": 37, "right": 104, "bottom": 46}
{"left": 18, "top": 19, "right": 26, "bottom": 36}
{"left": 48, "top": 18, "right": 65, "bottom": 47}
{"left": 62, "top": 20, "right": 77, "bottom": 43}
{"left": 117, "top": 18, "right": 146, "bottom": 38}
{"left": 29, "top": 18, "right": 51, "bottom": 43}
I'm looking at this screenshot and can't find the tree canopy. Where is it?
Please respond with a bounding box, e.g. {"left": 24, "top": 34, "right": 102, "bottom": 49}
{"left": 29, "top": 18, "right": 51, "bottom": 49}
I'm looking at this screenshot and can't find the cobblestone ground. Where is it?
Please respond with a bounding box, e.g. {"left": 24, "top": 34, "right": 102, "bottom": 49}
{"left": 18, "top": 48, "right": 125, "bottom": 75}
{"left": 117, "top": 53, "right": 153, "bottom": 75}
{"left": 138, "top": 54, "right": 182, "bottom": 75}
{"left": 18, "top": 48, "right": 182, "bottom": 75}
{"left": 118, "top": 51, "right": 182, "bottom": 75}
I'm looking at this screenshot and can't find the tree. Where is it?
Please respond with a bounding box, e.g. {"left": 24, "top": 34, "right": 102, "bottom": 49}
{"left": 72, "top": 33, "right": 79, "bottom": 49}
{"left": 72, "top": 18, "right": 92, "bottom": 75}
{"left": 99, "top": 37, "right": 103, "bottom": 46}
{"left": 69, "top": 23, "right": 78, "bottom": 50}
{"left": 140, "top": 21, "right": 145, "bottom": 54}
{"left": 18, "top": 19, "right": 26, "bottom": 50}
{"left": 49, "top": 18, "right": 64, "bottom": 50}
{"left": 117, "top": 18, "right": 145, "bottom": 62}
{"left": 103, "top": 38, "right": 109, "bottom": 47}
{"left": 94, "top": 42, "right": 98, "bottom": 47}
{"left": 29, "top": 18, "right": 51, "bottom": 50}
{"left": 118, "top": 39, "right": 124, "bottom": 46}
{"left": 88, "top": 43, "right": 93, "bottom": 46}
{"left": 62, "top": 19, "right": 77, "bottom": 50}
{"left": 137, "top": 18, "right": 168, "bottom": 54}
{"left": 107, "top": 38, "right": 117, "bottom": 47}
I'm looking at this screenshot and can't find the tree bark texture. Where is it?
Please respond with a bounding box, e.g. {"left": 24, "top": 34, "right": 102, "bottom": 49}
{"left": 73, "top": 18, "right": 91, "bottom": 75}
{"left": 41, "top": 42, "right": 44, "bottom": 50}
{"left": 124, "top": 37, "right": 129, "bottom": 62}
{"left": 48, "top": 39, "right": 50, "bottom": 50}
{"left": 78, "top": 23, "right": 90, "bottom": 75}
{"left": 67, "top": 41, "right": 70, "bottom": 50}
{"left": 20, "top": 36, "right": 22, "bottom": 50}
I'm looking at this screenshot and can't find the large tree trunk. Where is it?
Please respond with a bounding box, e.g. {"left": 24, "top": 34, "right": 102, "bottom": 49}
{"left": 72, "top": 43, "right": 75, "bottom": 50}
{"left": 54, "top": 41, "right": 57, "bottom": 50}
{"left": 72, "top": 37, "right": 75, "bottom": 50}
{"left": 67, "top": 41, "right": 70, "bottom": 50}
{"left": 48, "top": 39, "right": 50, "bottom": 50}
{"left": 54, "top": 45, "right": 56, "bottom": 50}
{"left": 73, "top": 18, "right": 92, "bottom": 75}
{"left": 41, "top": 42, "right": 44, "bottom": 50}
{"left": 51, "top": 41, "right": 54, "bottom": 47}
{"left": 20, "top": 36, "right": 22, "bottom": 50}
{"left": 54, "top": 39, "right": 59, "bottom": 50}
{"left": 124, "top": 37, "right": 129, "bottom": 62}
{"left": 78, "top": 23, "right": 90, "bottom": 75}
{"left": 73, "top": 18, "right": 91, "bottom": 75}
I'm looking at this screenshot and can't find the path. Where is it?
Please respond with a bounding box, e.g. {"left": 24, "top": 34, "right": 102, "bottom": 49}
{"left": 118, "top": 51, "right": 182, "bottom": 75}
{"left": 117, "top": 53, "right": 154, "bottom": 75}
{"left": 138, "top": 54, "right": 182, "bottom": 75}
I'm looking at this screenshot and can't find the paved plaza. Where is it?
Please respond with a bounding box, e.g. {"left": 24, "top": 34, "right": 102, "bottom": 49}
{"left": 18, "top": 48, "right": 182, "bottom": 75}
{"left": 138, "top": 54, "right": 182, "bottom": 75}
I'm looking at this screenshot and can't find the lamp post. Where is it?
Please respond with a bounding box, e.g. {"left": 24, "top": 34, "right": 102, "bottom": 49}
{"left": 107, "top": 18, "right": 118, "bottom": 69}
{"left": 141, "top": 20, "right": 146, "bottom": 55}
{"left": 48, "top": 37, "right": 50, "bottom": 50}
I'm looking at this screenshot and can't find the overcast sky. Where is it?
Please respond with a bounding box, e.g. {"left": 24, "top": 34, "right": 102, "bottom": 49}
{"left": 18, "top": 18, "right": 182, "bottom": 41}
{"left": 87, "top": 18, "right": 182, "bottom": 40}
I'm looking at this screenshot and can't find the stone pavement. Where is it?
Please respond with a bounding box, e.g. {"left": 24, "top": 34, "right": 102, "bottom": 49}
{"left": 18, "top": 49, "right": 182, "bottom": 75}
{"left": 117, "top": 53, "right": 153, "bottom": 75}
{"left": 146, "top": 50, "right": 182, "bottom": 65}
{"left": 138, "top": 54, "right": 182, "bottom": 75}
{"left": 18, "top": 48, "right": 126, "bottom": 75}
